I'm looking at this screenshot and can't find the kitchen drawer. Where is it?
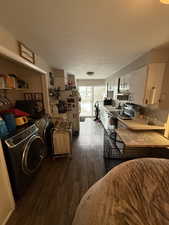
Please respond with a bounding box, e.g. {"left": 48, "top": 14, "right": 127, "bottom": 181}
{"left": 123, "top": 147, "right": 152, "bottom": 158}
{"left": 115, "top": 133, "right": 152, "bottom": 158}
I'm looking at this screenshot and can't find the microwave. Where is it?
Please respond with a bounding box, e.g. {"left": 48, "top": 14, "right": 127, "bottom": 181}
{"left": 116, "top": 94, "right": 130, "bottom": 101}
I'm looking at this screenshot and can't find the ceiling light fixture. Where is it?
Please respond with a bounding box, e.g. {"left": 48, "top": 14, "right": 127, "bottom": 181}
{"left": 86, "top": 72, "right": 95, "bottom": 76}
{"left": 160, "top": 0, "right": 169, "bottom": 4}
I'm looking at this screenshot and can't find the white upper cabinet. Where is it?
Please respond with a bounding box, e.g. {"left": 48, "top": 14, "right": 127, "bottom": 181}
{"left": 113, "top": 77, "right": 119, "bottom": 94}
{"left": 107, "top": 77, "right": 118, "bottom": 95}
{"left": 144, "top": 63, "right": 166, "bottom": 105}
{"left": 129, "top": 66, "right": 148, "bottom": 105}
{"left": 119, "top": 74, "right": 131, "bottom": 93}
{"left": 129, "top": 63, "right": 166, "bottom": 106}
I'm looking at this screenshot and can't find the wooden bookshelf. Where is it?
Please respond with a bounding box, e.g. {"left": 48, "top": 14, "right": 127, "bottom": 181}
{"left": 0, "top": 45, "right": 47, "bottom": 75}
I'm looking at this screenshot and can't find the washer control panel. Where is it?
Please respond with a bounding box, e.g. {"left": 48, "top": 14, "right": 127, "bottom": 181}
{"left": 5, "top": 124, "right": 38, "bottom": 148}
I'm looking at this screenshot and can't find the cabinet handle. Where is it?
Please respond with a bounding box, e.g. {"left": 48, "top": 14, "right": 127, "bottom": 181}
{"left": 149, "top": 86, "right": 157, "bottom": 104}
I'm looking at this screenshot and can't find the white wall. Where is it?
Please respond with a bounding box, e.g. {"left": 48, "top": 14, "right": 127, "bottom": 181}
{"left": 77, "top": 79, "right": 105, "bottom": 87}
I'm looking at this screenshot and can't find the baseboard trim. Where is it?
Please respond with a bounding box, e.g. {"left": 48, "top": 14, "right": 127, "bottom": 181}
{"left": 2, "top": 208, "right": 14, "bottom": 225}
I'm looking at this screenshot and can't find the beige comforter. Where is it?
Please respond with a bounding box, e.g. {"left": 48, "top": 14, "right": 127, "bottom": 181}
{"left": 73, "top": 158, "right": 169, "bottom": 225}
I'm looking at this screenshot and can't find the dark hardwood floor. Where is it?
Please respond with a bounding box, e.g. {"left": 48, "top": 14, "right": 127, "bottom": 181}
{"left": 6, "top": 118, "right": 107, "bottom": 225}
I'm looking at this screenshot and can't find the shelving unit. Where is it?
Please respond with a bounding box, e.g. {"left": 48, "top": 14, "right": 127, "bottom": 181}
{"left": 0, "top": 88, "right": 29, "bottom": 91}
{"left": 0, "top": 45, "right": 50, "bottom": 114}
{"left": 0, "top": 45, "right": 47, "bottom": 75}
{"left": 15, "top": 88, "right": 29, "bottom": 91}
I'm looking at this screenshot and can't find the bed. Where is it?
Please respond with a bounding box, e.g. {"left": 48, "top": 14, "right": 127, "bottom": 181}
{"left": 72, "top": 158, "right": 169, "bottom": 225}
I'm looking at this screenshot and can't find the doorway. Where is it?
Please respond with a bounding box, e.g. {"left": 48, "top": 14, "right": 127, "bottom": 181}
{"left": 79, "top": 86, "right": 105, "bottom": 117}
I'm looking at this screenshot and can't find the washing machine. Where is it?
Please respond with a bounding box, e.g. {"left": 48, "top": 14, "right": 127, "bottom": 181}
{"left": 2, "top": 124, "right": 46, "bottom": 198}
{"left": 35, "top": 114, "right": 54, "bottom": 156}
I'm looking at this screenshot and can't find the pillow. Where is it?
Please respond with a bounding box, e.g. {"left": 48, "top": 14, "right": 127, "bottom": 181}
{"left": 1, "top": 108, "right": 30, "bottom": 117}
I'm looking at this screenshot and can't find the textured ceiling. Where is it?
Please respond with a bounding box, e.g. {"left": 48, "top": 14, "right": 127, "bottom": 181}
{"left": 0, "top": 0, "right": 169, "bottom": 79}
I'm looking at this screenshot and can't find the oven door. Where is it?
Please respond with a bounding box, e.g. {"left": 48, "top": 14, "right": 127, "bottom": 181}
{"left": 22, "top": 135, "right": 45, "bottom": 175}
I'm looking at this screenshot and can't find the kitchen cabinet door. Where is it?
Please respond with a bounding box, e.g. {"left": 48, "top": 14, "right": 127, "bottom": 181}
{"left": 114, "top": 77, "right": 119, "bottom": 95}
{"left": 0, "top": 141, "right": 15, "bottom": 225}
{"left": 107, "top": 78, "right": 118, "bottom": 95}
{"left": 119, "top": 74, "right": 131, "bottom": 93}
{"left": 120, "top": 76, "right": 125, "bottom": 92}
{"left": 124, "top": 74, "right": 131, "bottom": 92}
{"left": 145, "top": 63, "right": 166, "bottom": 105}
{"left": 129, "top": 63, "right": 166, "bottom": 106}
{"left": 129, "top": 66, "right": 148, "bottom": 105}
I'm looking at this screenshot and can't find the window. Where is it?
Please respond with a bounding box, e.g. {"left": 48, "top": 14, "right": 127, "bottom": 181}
{"left": 79, "top": 86, "right": 105, "bottom": 117}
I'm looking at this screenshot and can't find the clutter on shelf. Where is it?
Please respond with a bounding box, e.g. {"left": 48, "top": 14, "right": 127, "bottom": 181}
{"left": 0, "top": 74, "right": 29, "bottom": 89}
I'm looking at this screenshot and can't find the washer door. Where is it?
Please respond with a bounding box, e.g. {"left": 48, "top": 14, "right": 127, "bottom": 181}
{"left": 22, "top": 135, "right": 45, "bottom": 175}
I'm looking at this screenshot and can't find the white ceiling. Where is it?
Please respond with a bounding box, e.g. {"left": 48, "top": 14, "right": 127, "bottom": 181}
{"left": 0, "top": 0, "right": 169, "bottom": 79}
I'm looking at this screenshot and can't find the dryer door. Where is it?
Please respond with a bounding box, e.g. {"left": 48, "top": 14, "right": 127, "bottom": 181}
{"left": 22, "top": 135, "right": 46, "bottom": 175}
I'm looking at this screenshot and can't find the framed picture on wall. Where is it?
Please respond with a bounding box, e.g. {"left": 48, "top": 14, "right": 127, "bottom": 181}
{"left": 18, "top": 41, "right": 35, "bottom": 64}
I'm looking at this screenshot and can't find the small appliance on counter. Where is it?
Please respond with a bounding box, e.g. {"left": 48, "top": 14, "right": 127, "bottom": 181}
{"left": 116, "top": 94, "right": 130, "bottom": 101}
{"left": 119, "top": 103, "right": 141, "bottom": 120}
{"left": 104, "top": 98, "right": 114, "bottom": 106}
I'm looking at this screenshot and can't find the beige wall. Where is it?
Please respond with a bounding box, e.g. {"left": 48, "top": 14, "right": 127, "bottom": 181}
{"left": 77, "top": 79, "right": 105, "bottom": 87}
{"left": 0, "top": 25, "right": 52, "bottom": 113}
{"left": 107, "top": 48, "right": 169, "bottom": 82}
{"left": 0, "top": 26, "right": 51, "bottom": 73}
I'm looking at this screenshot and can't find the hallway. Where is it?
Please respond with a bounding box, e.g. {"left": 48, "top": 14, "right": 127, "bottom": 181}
{"left": 6, "top": 119, "right": 106, "bottom": 225}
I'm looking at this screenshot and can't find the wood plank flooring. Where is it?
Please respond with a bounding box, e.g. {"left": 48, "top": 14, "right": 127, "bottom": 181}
{"left": 6, "top": 119, "right": 106, "bottom": 225}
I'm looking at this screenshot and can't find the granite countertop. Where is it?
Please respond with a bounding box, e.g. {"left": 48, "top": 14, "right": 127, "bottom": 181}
{"left": 102, "top": 105, "right": 121, "bottom": 113}
{"left": 118, "top": 117, "right": 165, "bottom": 131}
{"left": 101, "top": 104, "right": 165, "bottom": 131}
{"left": 116, "top": 128, "right": 169, "bottom": 147}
